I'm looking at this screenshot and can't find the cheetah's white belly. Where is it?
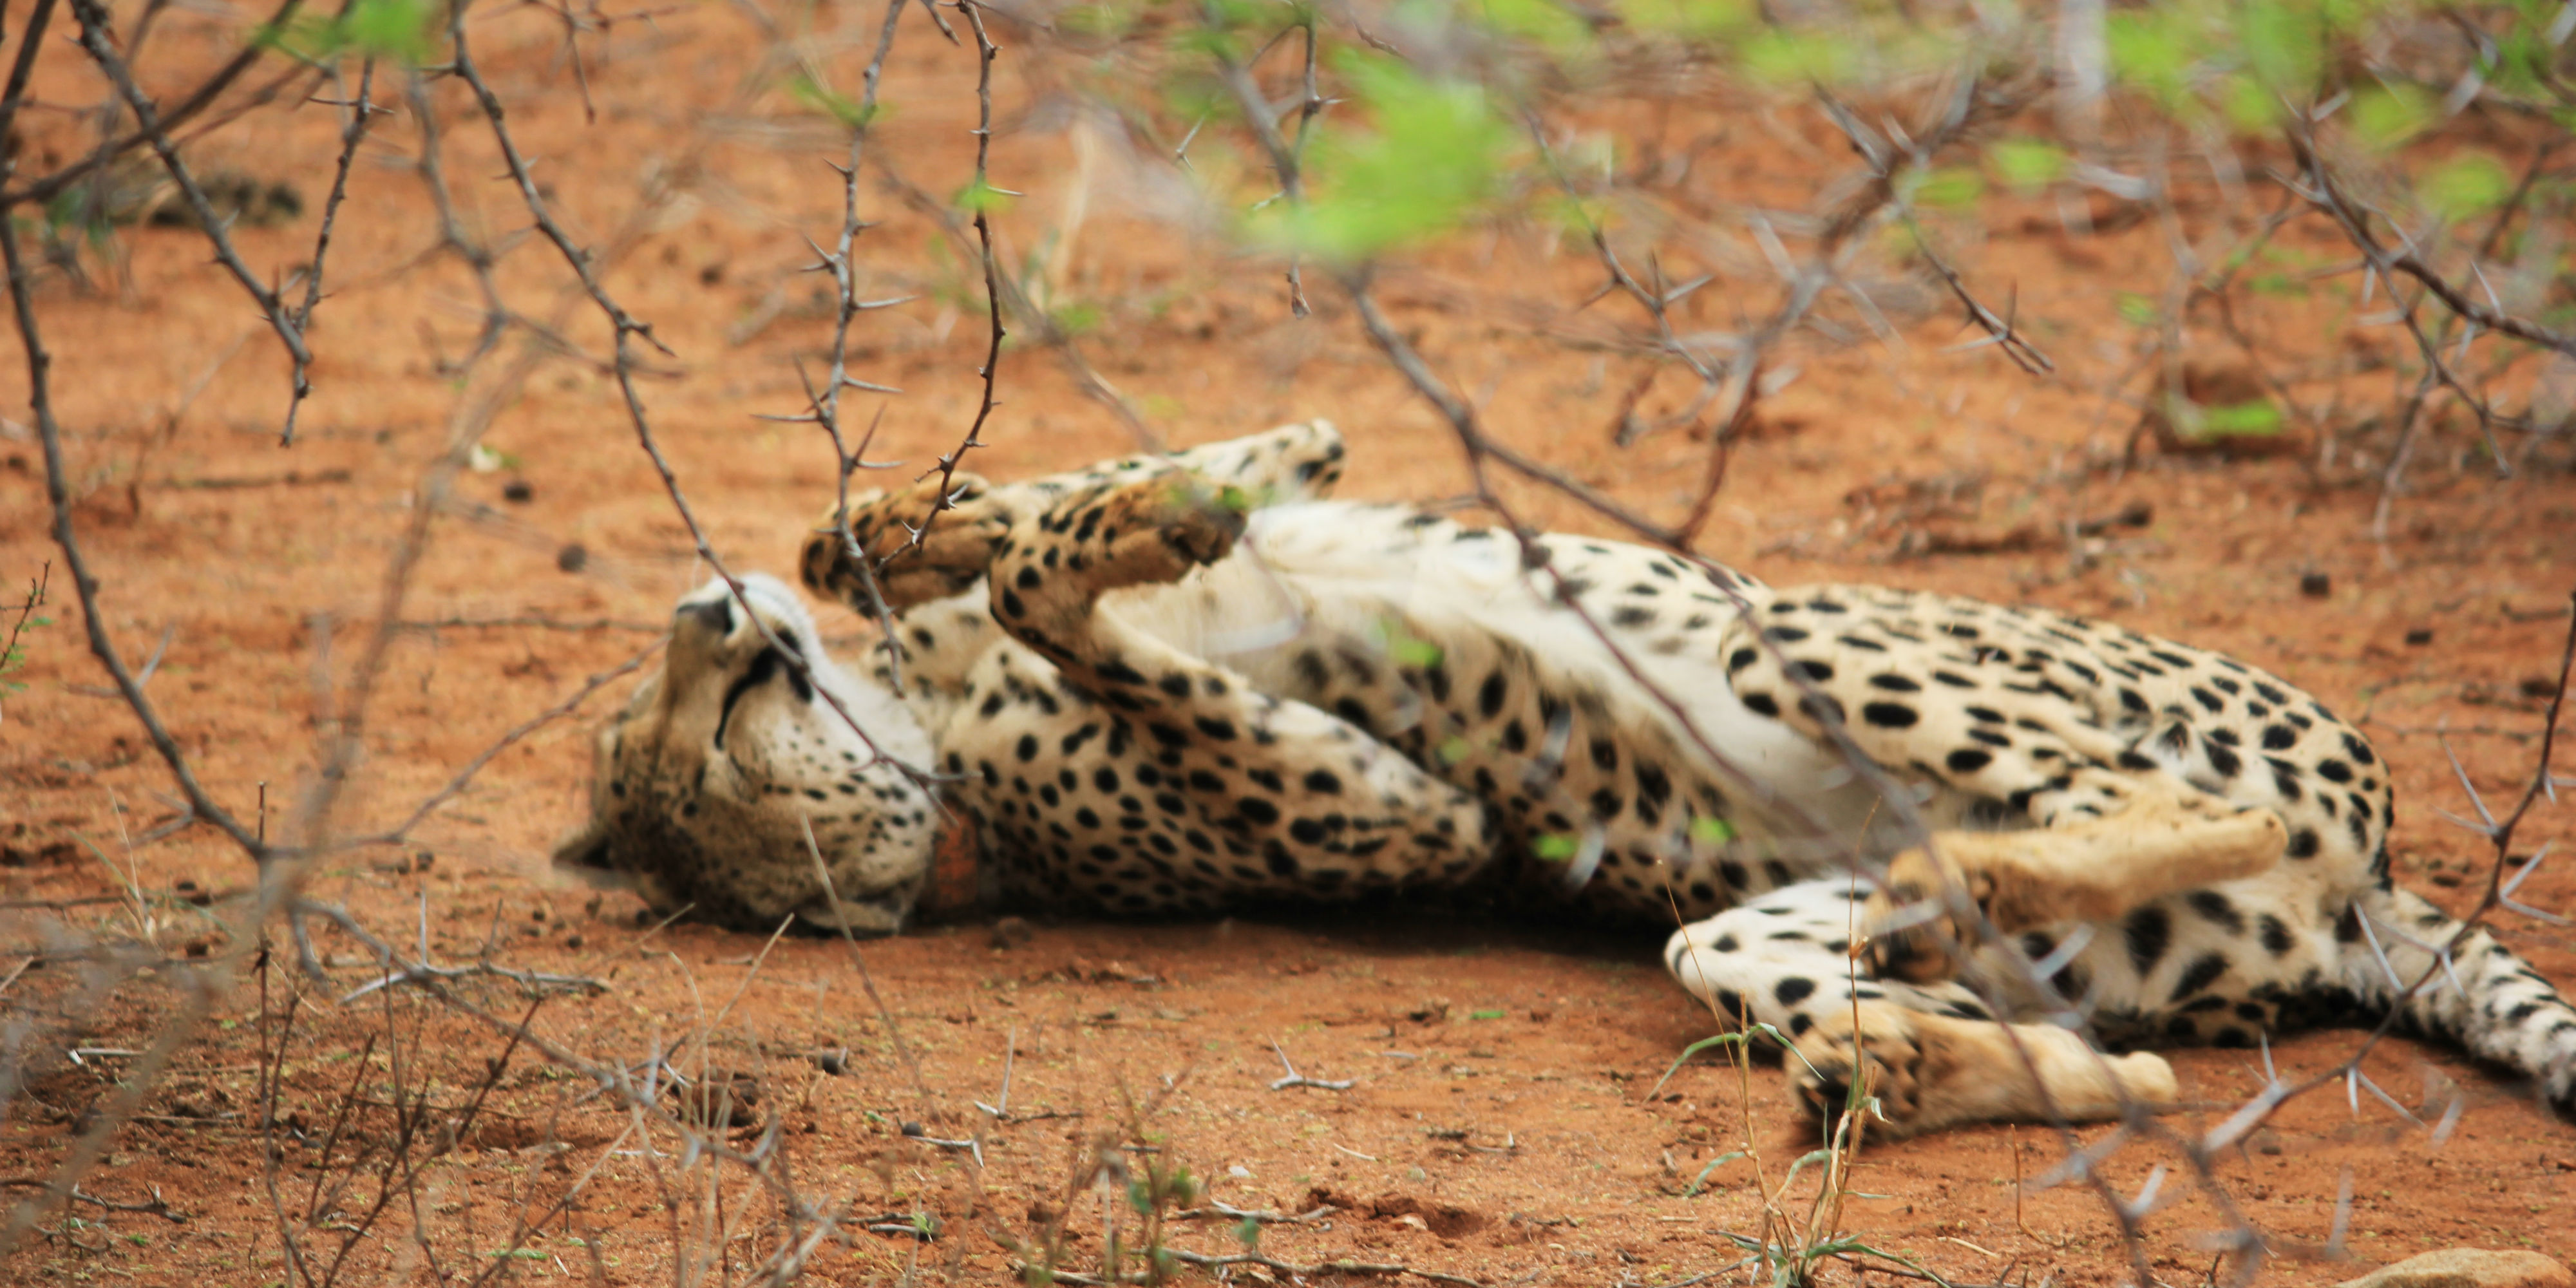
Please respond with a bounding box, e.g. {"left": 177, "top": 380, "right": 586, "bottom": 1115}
{"left": 1104, "top": 502, "right": 1908, "bottom": 851}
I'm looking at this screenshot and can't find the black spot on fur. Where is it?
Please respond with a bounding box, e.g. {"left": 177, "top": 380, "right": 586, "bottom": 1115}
{"left": 2268, "top": 759, "right": 2303, "bottom": 802}
{"left": 2170, "top": 952, "right": 2230, "bottom": 1001}
{"left": 2186, "top": 891, "right": 2244, "bottom": 934}
{"left": 2259, "top": 914, "right": 2295, "bottom": 955}
{"left": 2125, "top": 905, "right": 2173, "bottom": 974}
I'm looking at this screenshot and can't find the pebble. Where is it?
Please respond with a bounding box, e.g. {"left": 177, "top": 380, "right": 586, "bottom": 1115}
{"left": 2336, "top": 1249, "right": 2574, "bottom": 1288}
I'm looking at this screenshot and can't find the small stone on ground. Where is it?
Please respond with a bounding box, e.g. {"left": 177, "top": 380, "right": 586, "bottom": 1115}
{"left": 2336, "top": 1249, "right": 2573, "bottom": 1288}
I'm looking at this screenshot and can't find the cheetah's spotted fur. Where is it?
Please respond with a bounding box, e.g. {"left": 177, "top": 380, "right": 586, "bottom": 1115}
{"left": 560, "top": 423, "right": 2576, "bottom": 1136}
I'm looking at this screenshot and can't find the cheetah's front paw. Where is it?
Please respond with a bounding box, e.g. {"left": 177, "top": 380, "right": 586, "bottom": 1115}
{"left": 800, "top": 471, "right": 1012, "bottom": 613}
{"left": 1051, "top": 477, "right": 1248, "bottom": 592}
{"left": 1791, "top": 1001, "right": 2177, "bottom": 1137}
{"left": 1790, "top": 1004, "right": 1940, "bottom": 1129}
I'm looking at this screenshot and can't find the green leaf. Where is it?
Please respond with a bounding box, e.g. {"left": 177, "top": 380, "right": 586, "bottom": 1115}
{"left": 2106, "top": 10, "right": 2201, "bottom": 110}
{"left": 1685, "top": 1150, "right": 1748, "bottom": 1196}
{"left": 1057, "top": 1, "right": 1134, "bottom": 37}
{"left": 1470, "top": 1009, "right": 1506, "bottom": 1019}
{"left": 1738, "top": 30, "right": 1859, "bottom": 86}
{"left": 2200, "top": 399, "right": 2284, "bottom": 437}
{"left": 789, "top": 73, "right": 873, "bottom": 129}
{"left": 1388, "top": 632, "right": 1444, "bottom": 668}
{"left": 1909, "top": 167, "right": 1985, "bottom": 209}
{"left": 1986, "top": 138, "right": 2069, "bottom": 193}
{"left": 1049, "top": 301, "right": 1103, "bottom": 336}
{"left": 2423, "top": 153, "right": 2514, "bottom": 220}
{"left": 1236, "top": 1215, "right": 1261, "bottom": 1249}
{"left": 267, "top": 0, "right": 433, "bottom": 64}
{"left": 2221, "top": 73, "right": 2281, "bottom": 132}
{"left": 2348, "top": 83, "right": 2436, "bottom": 150}
{"left": 1474, "top": 0, "right": 1593, "bottom": 51}
{"left": 1616, "top": 0, "right": 1752, "bottom": 39}
{"left": 345, "top": 0, "right": 431, "bottom": 59}
{"left": 1267, "top": 56, "right": 1513, "bottom": 261}
{"left": 2318, "top": 0, "right": 2394, "bottom": 35}
{"left": 956, "top": 178, "right": 1014, "bottom": 214}
{"left": 2114, "top": 293, "right": 2163, "bottom": 327}
{"left": 2240, "top": 0, "right": 2324, "bottom": 97}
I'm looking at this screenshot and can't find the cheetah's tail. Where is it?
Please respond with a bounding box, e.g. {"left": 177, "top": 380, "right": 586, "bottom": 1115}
{"left": 2342, "top": 883, "right": 2576, "bottom": 1113}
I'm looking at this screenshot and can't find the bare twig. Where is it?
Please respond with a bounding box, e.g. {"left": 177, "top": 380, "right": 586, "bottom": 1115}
{"left": 4, "top": 167, "right": 265, "bottom": 858}
{"left": 279, "top": 60, "right": 383, "bottom": 445}
{"left": 1265, "top": 1037, "right": 1353, "bottom": 1091}
{"left": 905, "top": 0, "right": 1008, "bottom": 555}
{"left": 2284, "top": 126, "right": 2576, "bottom": 361}
{"left": 68, "top": 0, "right": 316, "bottom": 419}
{"left": 444, "top": 0, "right": 932, "bottom": 781}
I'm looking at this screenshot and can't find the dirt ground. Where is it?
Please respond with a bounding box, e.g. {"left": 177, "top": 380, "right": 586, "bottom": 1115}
{"left": 1, "top": 5, "right": 2573, "bottom": 1285}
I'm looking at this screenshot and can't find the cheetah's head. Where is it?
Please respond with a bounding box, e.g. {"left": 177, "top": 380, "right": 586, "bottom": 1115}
{"left": 551, "top": 574, "right": 942, "bottom": 934}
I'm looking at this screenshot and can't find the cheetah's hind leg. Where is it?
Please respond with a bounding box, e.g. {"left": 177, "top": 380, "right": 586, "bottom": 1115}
{"left": 1790, "top": 1001, "right": 2177, "bottom": 1137}
{"left": 1665, "top": 880, "right": 2177, "bottom": 1136}
{"left": 1864, "top": 770, "right": 2287, "bottom": 985}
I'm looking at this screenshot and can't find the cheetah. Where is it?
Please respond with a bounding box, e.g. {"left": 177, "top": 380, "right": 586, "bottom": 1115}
{"left": 559, "top": 422, "right": 2576, "bottom": 1137}
{"left": 553, "top": 426, "right": 1355, "bottom": 931}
